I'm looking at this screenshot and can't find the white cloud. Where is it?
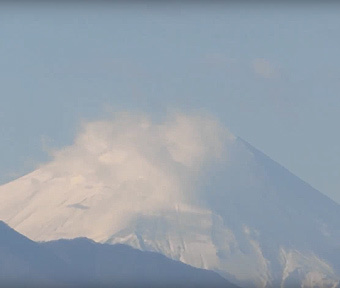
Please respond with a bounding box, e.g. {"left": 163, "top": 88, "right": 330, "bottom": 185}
{"left": 50, "top": 112, "right": 231, "bottom": 172}
{"left": 1, "top": 112, "right": 234, "bottom": 241}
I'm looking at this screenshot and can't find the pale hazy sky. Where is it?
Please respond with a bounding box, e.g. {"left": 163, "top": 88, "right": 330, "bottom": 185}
{"left": 1, "top": 3, "right": 340, "bottom": 204}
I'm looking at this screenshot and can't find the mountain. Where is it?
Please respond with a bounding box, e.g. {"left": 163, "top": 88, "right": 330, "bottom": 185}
{"left": 42, "top": 238, "right": 238, "bottom": 288}
{"left": 0, "top": 221, "right": 237, "bottom": 288}
{"left": 0, "top": 114, "right": 339, "bottom": 288}
{"left": 0, "top": 220, "right": 81, "bottom": 287}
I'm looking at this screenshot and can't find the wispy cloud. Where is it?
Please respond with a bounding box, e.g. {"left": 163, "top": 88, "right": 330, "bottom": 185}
{"left": 0, "top": 112, "right": 235, "bottom": 241}
{"left": 252, "top": 58, "right": 280, "bottom": 79}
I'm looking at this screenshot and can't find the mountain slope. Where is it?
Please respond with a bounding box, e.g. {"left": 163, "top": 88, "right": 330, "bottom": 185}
{"left": 0, "top": 221, "right": 81, "bottom": 287}
{"left": 0, "top": 114, "right": 339, "bottom": 287}
{"left": 0, "top": 221, "right": 238, "bottom": 288}
{"left": 42, "top": 237, "right": 238, "bottom": 288}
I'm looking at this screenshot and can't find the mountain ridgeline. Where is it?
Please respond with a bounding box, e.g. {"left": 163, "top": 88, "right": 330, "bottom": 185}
{"left": 0, "top": 221, "right": 238, "bottom": 288}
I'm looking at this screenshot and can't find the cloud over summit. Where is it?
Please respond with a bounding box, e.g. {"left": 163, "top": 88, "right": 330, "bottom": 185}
{"left": 49, "top": 112, "right": 233, "bottom": 205}
{"left": 49, "top": 112, "right": 232, "bottom": 175}
{"left": 0, "top": 112, "right": 233, "bottom": 241}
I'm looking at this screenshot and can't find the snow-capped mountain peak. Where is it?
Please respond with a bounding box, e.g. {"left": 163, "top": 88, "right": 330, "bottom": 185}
{"left": 1, "top": 113, "right": 339, "bottom": 288}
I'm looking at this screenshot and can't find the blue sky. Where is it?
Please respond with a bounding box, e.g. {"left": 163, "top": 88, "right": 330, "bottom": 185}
{"left": 1, "top": 3, "right": 340, "bottom": 204}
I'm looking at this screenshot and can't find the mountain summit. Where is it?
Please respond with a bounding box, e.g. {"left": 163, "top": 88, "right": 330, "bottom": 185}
{"left": 0, "top": 113, "right": 339, "bottom": 288}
